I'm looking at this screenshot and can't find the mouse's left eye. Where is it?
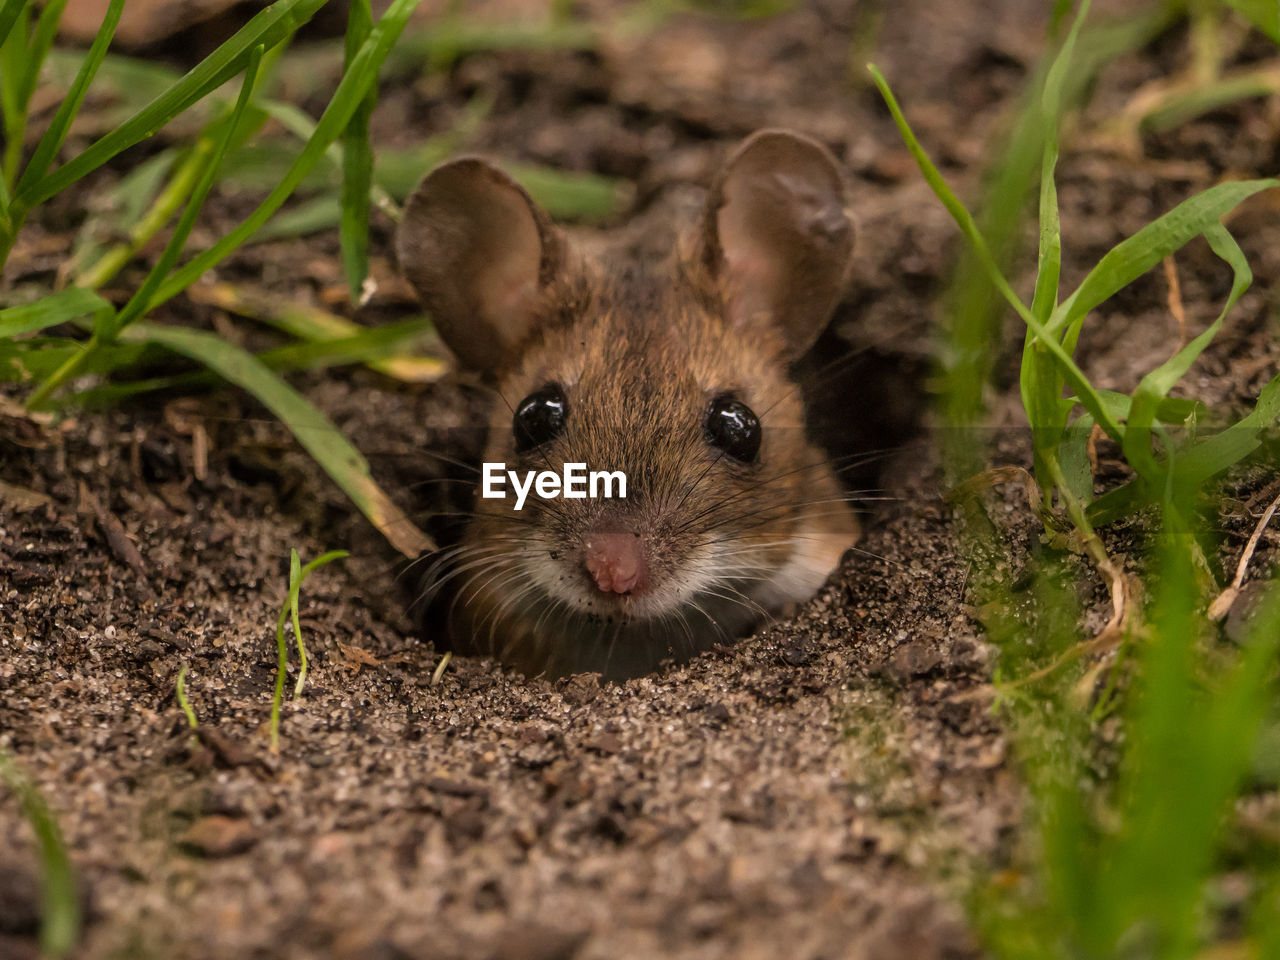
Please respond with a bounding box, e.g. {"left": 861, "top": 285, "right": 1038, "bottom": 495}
{"left": 704, "top": 394, "right": 761, "bottom": 463}
{"left": 514, "top": 383, "right": 568, "bottom": 452}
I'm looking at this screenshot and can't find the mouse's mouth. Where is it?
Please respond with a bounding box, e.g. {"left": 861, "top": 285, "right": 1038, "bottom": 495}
{"left": 521, "top": 533, "right": 739, "bottom": 623}
{"left": 545, "top": 566, "right": 695, "bottom": 621}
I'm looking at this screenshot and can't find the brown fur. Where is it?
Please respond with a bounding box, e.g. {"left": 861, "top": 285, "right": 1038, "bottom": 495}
{"left": 398, "top": 130, "right": 860, "bottom": 679}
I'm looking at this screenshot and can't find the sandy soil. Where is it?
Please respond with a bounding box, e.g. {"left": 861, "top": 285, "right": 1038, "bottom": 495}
{"left": 3, "top": 1, "right": 1279, "bottom": 957}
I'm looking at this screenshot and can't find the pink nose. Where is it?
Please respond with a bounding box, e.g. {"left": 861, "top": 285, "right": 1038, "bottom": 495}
{"left": 584, "top": 532, "right": 648, "bottom": 595}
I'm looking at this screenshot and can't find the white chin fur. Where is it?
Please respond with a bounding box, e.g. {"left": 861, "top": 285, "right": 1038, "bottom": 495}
{"left": 745, "top": 532, "right": 849, "bottom": 611}
{"left": 520, "top": 532, "right": 846, "bottom": 622}
{"left": 521, "top": 541, "right": 718, "bottom": 621}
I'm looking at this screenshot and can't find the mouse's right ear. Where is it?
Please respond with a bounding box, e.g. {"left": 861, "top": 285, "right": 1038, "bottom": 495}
{"left": 395, "top": 158, "right": 563, "bottom": 373}
{"left": 697, "top": 130, "right": 854, "bottom": 359}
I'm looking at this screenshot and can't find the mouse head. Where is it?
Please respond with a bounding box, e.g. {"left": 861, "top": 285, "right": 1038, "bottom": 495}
{"left": 397, "top": 131, "right": 855, "bottom": 660}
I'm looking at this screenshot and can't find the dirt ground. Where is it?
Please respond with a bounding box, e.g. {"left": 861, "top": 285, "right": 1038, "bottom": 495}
{"left": 2, "top": 1, "right": 1280, "bottom": 958}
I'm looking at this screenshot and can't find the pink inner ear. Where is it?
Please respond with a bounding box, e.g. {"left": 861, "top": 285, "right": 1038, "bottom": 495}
{"left": 719, "top": 171, "right": 792, "bottom": 331}
{"left": 479, "top": 265, "right": 539, "bottom": 326}
{"left": 723, "top": 245, "right": 778, "bottom": 329}
{"left": 468, "top": 186, "right": 544, "bottom": 337}
{"left": 708, "top": 134, "right": 854, "bottom": 357}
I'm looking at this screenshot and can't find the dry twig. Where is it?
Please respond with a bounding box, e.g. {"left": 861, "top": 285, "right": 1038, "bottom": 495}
{"left": 1208, "top": 487, "right": 1280, "bottom": 621}
{"left": 1164, "top": 255, "right": 1187, "bottom": 349}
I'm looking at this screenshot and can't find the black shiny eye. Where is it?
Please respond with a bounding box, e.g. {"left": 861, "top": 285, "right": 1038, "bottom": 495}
{"left": 514, "top": 383, "right": 568, "bottom": 453}
{"left": 704, "top": 394, "right": 761, "bottom": 463}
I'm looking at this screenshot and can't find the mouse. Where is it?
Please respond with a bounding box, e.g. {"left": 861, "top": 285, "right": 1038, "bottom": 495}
{"left": 396, "top": 129, "right": 860, "bottom": 680}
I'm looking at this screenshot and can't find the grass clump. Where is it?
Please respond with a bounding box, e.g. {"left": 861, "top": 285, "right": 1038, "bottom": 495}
{"left": 1, "top": 0, "right": 435, "bottom": 557}
{"left": 873, "top": 0, "right": 1280, "bottom": 953}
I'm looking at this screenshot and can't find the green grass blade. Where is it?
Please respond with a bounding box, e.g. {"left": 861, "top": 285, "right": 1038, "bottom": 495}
{"left": 1178, "top": 369, "right": 1280, "bottom": 488}
{"left": 288, "top": 549, "right": 304, "bottom": 695}
{"left": 341, "top": 141, "right": 627, "bottom": 222}
{"left": 1029, "top": 0, "right": 1089, "bottom": 321}
{"left": 119, "top": 321, "right": 433, "bottom": 558}
{"left": 1091, "top": 388, "right": 1201, "bottom": 425}
{"left": 1057, "top": 411, "right": 1096, "bottom": 505}
{"left": 15, "top": 0, "right": 68, "bottom": 117}
{"left": 76, "top": 144, "right": 213, "bottom": 290}
{"left": 222, "top": 101, "right": 453, "bottom": 193}
{"left": 43, "top": 47, "right": 184, "bottom": 125}
{"left": 218, "top": 141, "right": 332, "bottom": 193}
{"left": 1102, "top": 526, "right": 1200, "bottom": 951}
{"left": 1018, "top": 0, "right": 1084, "bottom": 490}
{"left": 249, "top": 314, "right": 433, "bottom": 371}
{"left": 1225, "top": 0, "right": 1279, "bottom": 42}
{"left": 63, "top": 147, "right": 179, "bottom": 285}
{"left": 291, "top": 548, "right": 346, "bottom": 696}
{"left": 505, "top": 163, "right": 631, "bottom": 223}
{"left": 0, "top": 750, "right": 80, "bottom": 958}
{"left": 1084, "top": 479, "right": 1142, "bottom": 526}
{"left": 147, "top": 0, "right": 425, "bottom": 312}
{"left": 390, "top": 17, "right": 595, "bottom": 74}
{"left": 0, "top": 287, "right": 113, "bottom": 337}
{"left": 107, "top": 45, "right": 265, "bottom": 338}
{"left": 271, "top": 548, "right": 347, "bottom": 751}
{"left": 251, "top": 159, "right": 631, "bottom": 242}
{"left": 868, "top": 64, "right": 1029, "bottom": 324}
{"left": 234, "top": 93, "right": 492, "bottom": 222}
{"left": 253, "top": 194, "right": 342, "bottom": 241}
{"left": 1091, "top": 368, "right": 1280, "bottom": 522}
{"left": 0, "top": 155, "right": 10, "bottom": 223}
{"left": 1121, "top": 223, "right": 1253, "bottom": 479}
{"left": 63, "top": 315, "right": 435, "bottom": 406}
{"left": 179, "top": 281, "right": 445, "bottom": 381}
{"left": 1139, "top": 224, "right": 1252, "bottom": 400}
{"left": 259, "top": 98, "right": 343, "bottom": 157}
{"left": 175, "top": 664, "right": 198, "bottom": 728}
{"left": 1049, "top": 178, "right": 1278, "bottom": 336}
{"left": 1107, "top": 548, "right": 1280, "bottom": 953}
{"left": 340, "top": 0, "right": 374, "bottom": 302}
{"left": 253, "top": 97, "right": 398, "bottom": 212}
{"left": 1252, "top": 876, "right": 1280, "bottom": 955}
{"left": 1029, "top": 149, "right": 1060, "bottom": 322}
{"left": 1, "top": 337, "right": 151, "bottom": 383}
{"left": 271, "top": 556, "right": 292, "bottom": 752}
{"left": 16, "top": 0, "right": 123, "bottom": 193}
{"left": 0, "top": 0, "right": 25, "bottom": 50}
{"left": 1, "top": 3, "right": 32, "bottom": 190}
{"left": 937, "top": 2, "right": 1177, "bottom": 452}
{"left": 1143, "top": 66, "right": 1280, "bottom": 133}
{"left": 869, "top": 62, "right": 1123, "bottom": 443}
{"left": 16, "top": 0, "right": 326, "bottom": 207}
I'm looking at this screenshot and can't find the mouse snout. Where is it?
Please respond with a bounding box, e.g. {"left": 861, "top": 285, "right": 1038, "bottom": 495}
{"left": 583, "top": 532, "right": 649, "bottom": 595}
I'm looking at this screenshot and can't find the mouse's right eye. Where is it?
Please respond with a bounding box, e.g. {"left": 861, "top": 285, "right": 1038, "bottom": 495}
{"left": 513, "top": 383, "right": 568, "bottom": 452}
{"left": 704, "top": 393, "right": 761, "bottom": 463}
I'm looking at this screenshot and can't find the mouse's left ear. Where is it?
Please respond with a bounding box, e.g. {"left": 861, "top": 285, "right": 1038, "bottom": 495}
{"left": 698, "top": 130, "right": 854, "bottom": 358}
{"left": 395, "top": 157, "right": 564, "bottom": 374}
